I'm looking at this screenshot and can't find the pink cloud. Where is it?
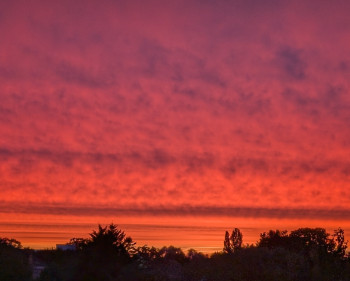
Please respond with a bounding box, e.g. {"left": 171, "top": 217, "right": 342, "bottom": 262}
{"left": 1, "top": 0, "right": 350, "bottom": 248}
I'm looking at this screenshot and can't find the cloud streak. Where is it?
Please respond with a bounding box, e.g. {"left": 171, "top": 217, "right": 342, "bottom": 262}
{"left": 1, "top": 201, "right": 350, "bottom": 220}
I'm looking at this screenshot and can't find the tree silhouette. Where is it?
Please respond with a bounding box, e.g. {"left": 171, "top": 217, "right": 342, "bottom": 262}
{"left": 231, "top": 228, "right": 243, "bottom": 250}
{"left": 0, "top": 238, "right": 31, "bottom": 281}
{"left": 333, "top": 228, "right": 348, "bottom": 258}
{"left": 88, "top": 223, "right": 135, "bottom": 255}
{"left": 68, "top": 237, "right": 88, "bottom": 250}
{"left": 2, "top": 226, "right": 349, "bottom": 281}
{"left": 224, "top": 231, "right": 232, "bottom": 254}
{"left": 224, "top": 228, "right": 243, "bottom": 253}
{"left": 289, "top": 228, "right": 336, "bottom": 254}
{"left": 258, "top": 227, "right": 348, "bottom": 259}
{"left": 73, "top": 223, "right": 136, "bottom": 281}
{"left": 258, "top": 229, "right": 289, "bottom": 249}
{"left": 0, "top": 237, "right": 22, "bottom": 249}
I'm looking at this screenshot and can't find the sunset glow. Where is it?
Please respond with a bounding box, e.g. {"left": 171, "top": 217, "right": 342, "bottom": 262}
{"left": 1, "top": 0, "right": 350, "bottom": 252}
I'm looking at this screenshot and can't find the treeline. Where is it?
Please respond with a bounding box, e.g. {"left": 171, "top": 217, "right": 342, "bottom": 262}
{"left": 1, "top": 224, "right": 350, "bottom": 281}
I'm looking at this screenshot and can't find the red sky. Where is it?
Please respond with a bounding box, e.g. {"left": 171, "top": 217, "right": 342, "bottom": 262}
{"left": 1, "top": 0, "right": 350, "bottom": 251}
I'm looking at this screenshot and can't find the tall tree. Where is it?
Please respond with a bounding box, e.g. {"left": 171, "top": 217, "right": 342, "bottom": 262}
{"left": 223, "top": 231, "right": 232, "bottom": 254}
{"left": 74, "top": 224, "right": 135, "bottom": 281}
{"left": 230, "top": 228, "right": 243, "bottom": 251}
{"left": 223, "top": 228, "right": 243, "bottom": 253}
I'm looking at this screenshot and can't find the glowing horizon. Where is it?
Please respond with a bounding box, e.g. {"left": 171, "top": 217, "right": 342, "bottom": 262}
{"left": 2, "top": 214, "right": 350, "bottom": 253}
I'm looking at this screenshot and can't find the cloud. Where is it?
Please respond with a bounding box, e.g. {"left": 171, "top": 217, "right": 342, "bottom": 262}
{"left": 1, "top": 147, "right": 349, "bottom": 213}
{"left": 277, "top": 46, "right": 307, "bottom": 80}
{"left": 1, "top": 201, "right": 350, "bottom": 220}
{"left": 1, "top": 0, "right": 350, "bottom": 229}
{"left": 54, "top": 61, "right": 116, "bottom": 88}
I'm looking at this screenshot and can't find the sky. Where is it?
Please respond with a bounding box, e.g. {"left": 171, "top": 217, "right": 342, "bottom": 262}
{"left": 1, "top": 0, "right": 350, "bottom": 251}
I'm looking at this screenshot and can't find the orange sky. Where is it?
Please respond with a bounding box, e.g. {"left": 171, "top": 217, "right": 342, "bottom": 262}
{"left": 1, "top": 0, "right": 350, "bottom": 252}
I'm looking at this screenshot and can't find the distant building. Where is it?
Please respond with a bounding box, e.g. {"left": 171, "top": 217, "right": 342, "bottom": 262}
{"left": 56, "top": 244, "right": 76, "bottom": 251}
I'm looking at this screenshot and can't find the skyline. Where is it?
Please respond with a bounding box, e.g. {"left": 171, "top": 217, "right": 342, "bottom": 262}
{"left": 1, "top": 0, "right": 350, "bottom": 251}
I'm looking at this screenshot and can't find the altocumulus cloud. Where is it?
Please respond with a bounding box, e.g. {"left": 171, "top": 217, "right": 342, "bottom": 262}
{"left": 0, "top": 0, "right": 350, "bottom": 219}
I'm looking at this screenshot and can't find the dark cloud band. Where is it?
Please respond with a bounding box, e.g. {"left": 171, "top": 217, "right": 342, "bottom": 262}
{"left": 1, "top": 202, "right": 349, "bottom": 220}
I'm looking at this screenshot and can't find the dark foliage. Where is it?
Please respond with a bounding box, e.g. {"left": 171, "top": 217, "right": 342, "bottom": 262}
{"left": 257, "top": 227, "right": 350, "bottom": 281}
{"left": 224, "top": 228, "right": 243, "bottom": 254}
{"left": 2, "top": 226, "right": 350, "bottom": 281}
{"left": 37, "top": 224, "right": 136, "bottom": 281}
{"left": 0, "top": 238, "right": 32, "bottom": 281}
